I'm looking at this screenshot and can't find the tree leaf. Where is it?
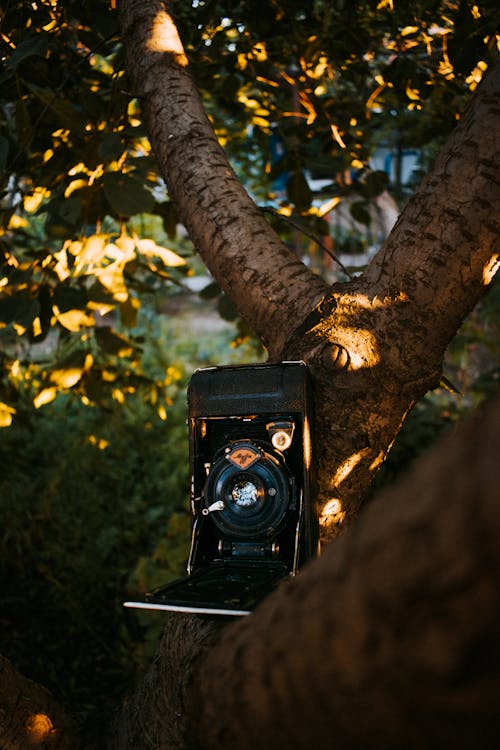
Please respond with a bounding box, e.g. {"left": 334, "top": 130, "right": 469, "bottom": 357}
{"left": 95, "top": 327, "right": 135, "bottom": 357}
{"left": 98, "top": 134, "right": 124, "bottom": 162}
{"left": 50, "top": 368, "right": 85, "bottom": 388}
{"left": 33, "top": 387, "right": 57, "bottom": 409}
{"left": 362, "top": 170, "right": 389, "bottom": 199}
{"left": 55, "top": 309, "right": 94, "bottom": 332}
{"left": 0, "top": 402, "right": 16, "bottom": 428}
{"left": 53, "top": 285, "right": 88, "bottom": 313}
{"left": 350, "top": 201, "right": 371, "bottom": 226}
{"left": 119, "top": 296, "right": 141, "bottom": 329}
{"left": 103, "top": 173, "right": 155, "bottom": 217}
{"left": 7, "top": 34, "right": 49, "bottom": 69}
{"left": 217, "top": 293, "right": 238, "bottom": 321}
{"left": 135, "top": 239, "right": 185, "bottom": 267}
{"left": 199, "top": 281, "right": 220, "bottom": 300}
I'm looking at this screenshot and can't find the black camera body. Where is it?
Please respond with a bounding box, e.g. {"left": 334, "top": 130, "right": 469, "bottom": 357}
{"left": 125, "top": 361, "right": 318, "bottom": 616}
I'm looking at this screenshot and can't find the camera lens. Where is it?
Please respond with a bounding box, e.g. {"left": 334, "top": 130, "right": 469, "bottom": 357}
{"left": 204, "top": 440, "right": 291, "bottom": 538}
{"left": 232, "top": 480, "right": 259, "bottom": 508}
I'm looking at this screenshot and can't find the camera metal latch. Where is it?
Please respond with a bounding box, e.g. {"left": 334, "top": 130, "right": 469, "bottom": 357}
{"left": 202, "top": 500, "right": 225, "bottom": 515}
{"left": 266, "top": 420, "right": 295, "bottom": 451}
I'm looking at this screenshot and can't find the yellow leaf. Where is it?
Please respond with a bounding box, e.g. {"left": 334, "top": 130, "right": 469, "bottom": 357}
{"left": 405, "top": 84, "right": 421, "bottom": 101}
{"left": 34, "top": 387, "right": 57, "bottom": 408}
{"left": 8, "top": 215, "right": 28, "bottom": 230}
{"left": 24, "top": 187, "right": 50, "bottom": 213}
{"left": 53, "top": 249, "right": 70, "bottom": 281}
{"left": 64, "top": 179, "right": 87, "bottom": 198}
{"left": 115, "top": 235, "right": 136, "bottom": 255}
{"left": 401, "top": 26, "right": 419, "bottom": 36}
{"left": 26, "top": 713, "right": 55, "bottom": 743}
{"left": 94, "top": 263, "right": 128, "bottom": 302}
{"left": 74, "top": 234, "right": 108, "bottom": 271}
{"left": 55, "top": 308, "right": 95, "bottom": 332}
{"left": 0, "top": 402, "right": 16, "bottom": 427}
{"left": 50, "top": 367, "right": 84, "bottom": 388}
{"left": 135, "top": 239, "right": 185, "bottom": 267}
{"left": 32, "top": 317, "right": 42, "bottom": 338}
{"left": 112, "top": 388, "right": 125, "bottom": 404}
{"left": 317, "top": 197, "right": 341, "bottom": 217}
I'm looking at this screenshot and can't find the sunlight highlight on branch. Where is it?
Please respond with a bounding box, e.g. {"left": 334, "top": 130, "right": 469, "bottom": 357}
{"left": 320, "top": 498, "right": 346, "bottom": 527}
{"left": 146, "top": 10, "right": 188, "bottom": 67}
{"left": 483, "top": 254, "right": 499, "bottom": 285}
{"left": 26, "top": 713, "right": 56, "bottom": 743}
{"left": 331, "top": 451, "right": 367, "bottom": 487}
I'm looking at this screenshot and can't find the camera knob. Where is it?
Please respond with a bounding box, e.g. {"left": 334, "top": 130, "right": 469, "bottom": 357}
{"left": 202, "top": 500, "right": 225, "bottom": 515}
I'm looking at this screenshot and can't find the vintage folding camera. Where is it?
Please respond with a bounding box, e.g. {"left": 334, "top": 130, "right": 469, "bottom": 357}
{"left": 125, "top": 361, "right": 318, "bottom": 616}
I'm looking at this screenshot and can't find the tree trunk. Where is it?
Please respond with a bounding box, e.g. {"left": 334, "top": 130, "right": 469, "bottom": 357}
{"left": 120, "top": 0, "right": 500, "bottom": 540}
{"left": 3, "top": 394, "right": 500, "bottom": 748}
{"left": 113, "top": 392, "right": 500, "bottom": 750}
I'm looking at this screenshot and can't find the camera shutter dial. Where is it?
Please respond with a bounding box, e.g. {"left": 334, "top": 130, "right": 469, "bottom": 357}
{"left": 204, "top": 440, "right": 291, "bottom": 538}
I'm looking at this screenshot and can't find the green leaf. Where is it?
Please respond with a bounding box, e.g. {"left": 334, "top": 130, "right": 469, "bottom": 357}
{"left": 53, "top": 285, "right": 88, "bottom": 313}
{"left": 362, "top": 170, "right": 389, "bottom": 199}
{"left": 95, "top": 326, "right": 136, "bottom": 356}
{"left": 15, "top": 100, "right": 31, "bottom": 141}
{"left": 217, "top": 293, "right": 238, "bottom": 322}
{"left": 199, "top": 281, "right": 220, "bottom": 300}
{"left": 98, "top": 134, "right": 124, "bottom": 162}
{"left": 103, "top": 173, "right": 155, "bottom": 217}
{"left": 350, "top": 201, "right": 371, "bottom": 226}
{"left": 7, "top": 34, "right": 49, "bottom": 70}
{"left": 0, "top": 293, "right": 39, "bottom": 329}
{"left": 154, "top": 201, "right": 179, "bottom": 239}
{"left": 119, "top": 296, "right": 140, "bottom": 329}
{"left": 25, "top": 84, "right": 83, "bottom": 132}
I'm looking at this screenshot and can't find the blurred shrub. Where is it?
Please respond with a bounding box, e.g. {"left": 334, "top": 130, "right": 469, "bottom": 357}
{"left": 0, "top": 309, "right": 261, "bottom": 738}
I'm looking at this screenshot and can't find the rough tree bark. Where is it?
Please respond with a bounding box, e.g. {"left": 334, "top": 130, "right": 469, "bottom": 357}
{"left": 113, "top": 392, "right": 500, "bottom": 750}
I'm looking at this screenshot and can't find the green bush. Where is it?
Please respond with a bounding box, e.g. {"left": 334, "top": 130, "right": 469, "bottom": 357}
{"left": 0, "top": 310, "right": 262, "bottom": 738}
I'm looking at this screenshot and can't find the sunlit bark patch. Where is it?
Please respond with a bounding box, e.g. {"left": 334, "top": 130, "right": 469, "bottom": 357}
{"left": 146, "top": 10, "right": 188, "bottom": 66}
{"left": 340, "top": 328, "right": 380, "bottom": 370}
{"left": 320, "top": 498, "right": 347, "bottom": 527}
{"left": 25, "top": 713, "right": 56, "bottom": 743}
{"left": 331, "top": 451, "right": 367, "bottom": 486}
{"left": 483, "top": 254, "right": 499, "bottom": 285}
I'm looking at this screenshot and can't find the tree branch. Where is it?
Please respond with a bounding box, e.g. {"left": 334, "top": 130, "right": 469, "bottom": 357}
{"left": 363, "top": 56, "right": 500, "bottom": 370}
{"left": 120, "top": 0, "right": 329, "bottom": 357}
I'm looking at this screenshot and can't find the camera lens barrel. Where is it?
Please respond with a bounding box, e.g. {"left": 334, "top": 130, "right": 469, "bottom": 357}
{"left": 203, "top": 440, "right": 292, "bottom": 539}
